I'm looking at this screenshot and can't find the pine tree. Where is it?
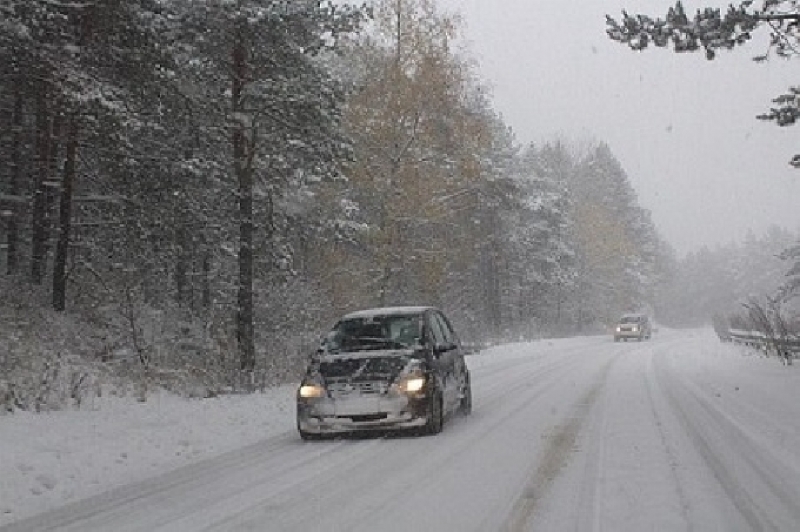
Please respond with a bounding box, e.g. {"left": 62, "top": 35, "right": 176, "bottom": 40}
{"left": 167, "top": 0, "right": 365, "bottom": 372}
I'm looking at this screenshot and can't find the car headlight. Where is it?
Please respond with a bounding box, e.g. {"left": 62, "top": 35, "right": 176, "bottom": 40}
{"left": 394, "top": 373, "right": 426, "bottom": 394}
{"left": 632, "top": 326, "right": 639, "bottom": 332}
{"left": 299, "top": 383, "right": 326, "bottom": 399}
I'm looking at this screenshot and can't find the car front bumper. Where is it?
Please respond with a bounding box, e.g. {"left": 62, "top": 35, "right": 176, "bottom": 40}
{"left": 297, "top": 393, "right": 430, "bottom": 435}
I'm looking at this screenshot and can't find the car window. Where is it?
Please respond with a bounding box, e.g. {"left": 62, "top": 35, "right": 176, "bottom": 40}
{"left": 390, "top": 315, "right": 422, "bottom": 346}
{"left": 433, "top": 312, "right": 454, "bottom": 344}
{"left": 427, "top": 312, "right": 446, "bottom": 346}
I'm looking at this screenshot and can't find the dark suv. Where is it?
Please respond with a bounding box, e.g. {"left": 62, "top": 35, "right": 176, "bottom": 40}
{"left": 297, "top": 306, "right": 472, "bottom": 439}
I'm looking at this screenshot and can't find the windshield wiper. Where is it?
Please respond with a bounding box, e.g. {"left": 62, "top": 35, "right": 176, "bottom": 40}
{"left": 355, "top": 337, "right": 410, "bottom": 350}
{"left": 333, "top": 334, "right": 410, "bottom": 352}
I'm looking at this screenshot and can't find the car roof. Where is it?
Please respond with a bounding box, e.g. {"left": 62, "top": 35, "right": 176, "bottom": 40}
{"left": 341, "top": 306, "right": 435, "bottom": 320}
{"left": 620, "top": 313, "right": 647, "bottom": 319}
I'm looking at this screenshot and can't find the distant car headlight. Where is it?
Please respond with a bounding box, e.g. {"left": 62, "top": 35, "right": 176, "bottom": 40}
{"left": 616, "top": 326, "right": 622, "bottom": 333}
{"left": 299, "top": 383, "right": 326, "bottom": 399}
{"left": 632, "top": 326, "right": 639, "bottom": 332}
{"left": 393, "top": 373, "right": 426, "bottom": 394}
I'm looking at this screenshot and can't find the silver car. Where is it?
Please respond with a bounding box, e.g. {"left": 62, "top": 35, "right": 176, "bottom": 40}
{"left": 614, "top": 313, "right": 652, "bottom": 342}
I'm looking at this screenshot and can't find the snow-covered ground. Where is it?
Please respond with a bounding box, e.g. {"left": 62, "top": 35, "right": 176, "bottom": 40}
{"left": 1, "top": 329, "right": 799, "bottom": 531}
{"left": 0, "top": 385, "right": 297, "bottom": 527}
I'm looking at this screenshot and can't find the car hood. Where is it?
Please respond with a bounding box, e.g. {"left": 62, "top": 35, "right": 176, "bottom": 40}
{"left": 314, "top": 349, "right": 419, "bottom": 384}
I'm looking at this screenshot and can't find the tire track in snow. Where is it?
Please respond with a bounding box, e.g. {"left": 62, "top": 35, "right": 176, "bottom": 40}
{"left": 642, "top": 355, "right": 694, "bottom": 532}
{"left": 564, "top": 345, "right": 681, "bottom": 532}
{"left": 500, "top": 354, "right": 618, "bottom": 532}
{"left": 469, "top": 341, "right": 602, "bottom": 403}
{"left": 0, "top": 431, "right": 348, "bottom": 532}
{"left": 655, "top": 352, "right": 800, "bottom": 531}
{"left": 473, "top": 351, "right": 587, "bottom": 414}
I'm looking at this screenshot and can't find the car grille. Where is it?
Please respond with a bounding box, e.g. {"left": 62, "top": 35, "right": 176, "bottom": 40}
{"left": 343, "top": 413, "right": 388, "bottom": 423}
{"left": 327, "top": 380, "right": 388, "bottom": 396}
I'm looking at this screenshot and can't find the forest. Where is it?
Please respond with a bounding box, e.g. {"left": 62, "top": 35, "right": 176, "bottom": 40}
{"left": 6, "top": 0, "right": 778, "bottom": 410}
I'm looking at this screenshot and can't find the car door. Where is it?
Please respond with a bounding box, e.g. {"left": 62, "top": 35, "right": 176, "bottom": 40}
{"left": 429, "top": 311, "right": 459, "bottom": 412}
{"left": 422, "top": 311, "right": 447, "bottom": 401}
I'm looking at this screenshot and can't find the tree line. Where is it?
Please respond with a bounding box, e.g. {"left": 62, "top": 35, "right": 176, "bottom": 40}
{"left": 0, "top": 0, "right": 667, "bottom": 405}
{"left": 657, "top": 226, "right": 799, "bottom": 326}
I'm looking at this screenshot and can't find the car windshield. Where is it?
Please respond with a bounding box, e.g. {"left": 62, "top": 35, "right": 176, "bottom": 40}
{"left": 620, "top": 316, "right": 643, "bottom": 324}
{"left": 324, "top": 314, "right": 422, "bottom": 353}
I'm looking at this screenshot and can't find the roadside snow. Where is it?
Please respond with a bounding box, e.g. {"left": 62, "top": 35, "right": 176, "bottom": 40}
{"left": 0, "top": 387, "right": 296, "bottom": 526}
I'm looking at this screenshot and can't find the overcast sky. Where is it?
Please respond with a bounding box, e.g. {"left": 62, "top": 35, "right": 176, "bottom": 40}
{"left": 440, "top": 0, "right": 800, "bottom": 257}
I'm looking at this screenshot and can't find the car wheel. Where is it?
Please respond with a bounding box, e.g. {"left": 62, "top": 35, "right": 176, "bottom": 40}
{"left": 423, "top": 392, "right": 443, "bottom": 435}
{"left": 460, "top": 376, "right": 472, "bottom": 415}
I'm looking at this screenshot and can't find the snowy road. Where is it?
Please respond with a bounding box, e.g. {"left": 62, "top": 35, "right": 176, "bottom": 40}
{"left": 3, "top": 330, "right": 800, "bottom": 531}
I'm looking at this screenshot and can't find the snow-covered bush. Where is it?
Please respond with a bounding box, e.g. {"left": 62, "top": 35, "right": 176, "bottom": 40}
{"left": 0, "top": 270, "right": 320, "bottom": 412}
{"left": 0, "top": 282, "right": 111, "bottom": 412}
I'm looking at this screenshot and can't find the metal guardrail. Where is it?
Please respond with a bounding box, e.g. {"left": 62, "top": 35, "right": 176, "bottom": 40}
{"left": 726, "top": 328, "right": 800, "bottom": 360}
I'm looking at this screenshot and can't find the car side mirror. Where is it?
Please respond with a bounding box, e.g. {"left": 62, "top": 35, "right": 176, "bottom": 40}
{"left": 421, "top": 342, "right": 438, "bottom": 361}
{"left": 434, "top": 342, "right": 455, "bottom": 355}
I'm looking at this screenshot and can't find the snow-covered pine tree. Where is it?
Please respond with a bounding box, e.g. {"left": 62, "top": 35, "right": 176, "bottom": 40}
{"left": 166, "top": 0, "right": 365, "bottom": 372}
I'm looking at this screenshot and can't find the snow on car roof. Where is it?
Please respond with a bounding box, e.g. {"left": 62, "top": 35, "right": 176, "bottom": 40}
{"left": 619, "top": 313, "right": 649, "bottom": 323}
{"left": 342, "top": 306, "right": 434, "bottom": 319}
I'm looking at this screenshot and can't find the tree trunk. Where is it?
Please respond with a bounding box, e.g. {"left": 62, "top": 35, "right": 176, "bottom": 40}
{"left": 44, "top": 111, "right": 62, "bottom": 264}
{"left": 53, "top": 117, "right": 78, "bottom": 311}
{"left": 6, "top": 84, "right": 23, "bottom": 275}
{"left": 175, "top": 225, "right": 188, "bottom": 306}
{"left": 31, "top": 81, "right": 51, "bottom": 285}
{"left": 233, "top": 22, "right": 255, "bottom": 373}
{"left": 479, "top": 202, "right": 502, "bottom": 341}
{"left": 202, "top": 251, "right": 211, "bottom": 309}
